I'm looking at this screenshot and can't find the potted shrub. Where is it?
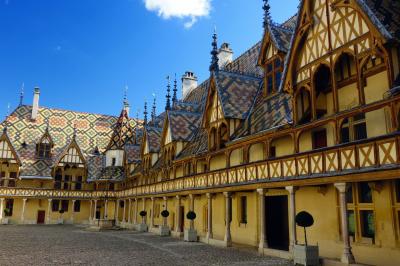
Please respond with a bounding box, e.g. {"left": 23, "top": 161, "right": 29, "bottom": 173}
{"left": 293, "top": 211, "right": 319, "bottom": 266}
{"left": 159, "top": 210, "right": 170, "bottom": 236}
{"left": 137, "top": 210, "right": 148, "bottom": 232}
{"left": 1, "top": 208, "right": 10, "bottom": 224}
{"left": 184, "top": 211, "right": 198, "bottom": 242}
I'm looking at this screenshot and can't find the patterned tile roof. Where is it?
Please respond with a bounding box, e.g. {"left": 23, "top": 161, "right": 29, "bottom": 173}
{"left": 107, "top": 109, "right": 135, "bottom": 150}
{"left": 269, "top": 23, "right": 295, "bottom": 52}
{"left": 215, "top": 71, "right": 262, "bottom": 120}
{"left": 145, "top": 126, "right": 163, "bottom": 153}
{"left": 0, "top": 105, "right": 139, "bottom": 179}
{"left": 360, "top": 0, "right": 400, "bottom": 41}
{"left": 125, "top": 144, "right": 141, "bottom": 164}
{"left": 168, "top": 110, "right": 202, "bottom": 142}
{"left": 235, "top": 89, "right": 293, "bottom": 138}
{"left": 223, "top": 42, "right": 264, "bottom": 77}
{"left": 176, "top": 128, "right": 208, "bottom": 159}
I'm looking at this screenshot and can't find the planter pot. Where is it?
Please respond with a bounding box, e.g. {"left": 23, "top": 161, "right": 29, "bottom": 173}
{"left": 137, "top": 223, "right": 148, "bottom": 232}
{"left": 1, "top": 218, "right": 9, "bottom": 225}
{"left": 184, "top": 229, "right": 198, "bottom": 242}
{"left": 159, "top": 225, "right": 170, "bottom": 236}
{"left": 293, "top": 244, "right": 319, "bottom": 266}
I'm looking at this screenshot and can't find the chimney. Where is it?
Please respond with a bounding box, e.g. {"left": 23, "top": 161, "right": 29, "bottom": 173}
{"left": 218, "top": 43, "right": 233, "bottom": 69}
{"left": 123, "top": 101, "right": 130, "bottom": 117}
{"left": 181, "top": 71, "right": 198, "bottom": 99}
{"left": 31, "top": 87, "right": 40, "bottom": 120}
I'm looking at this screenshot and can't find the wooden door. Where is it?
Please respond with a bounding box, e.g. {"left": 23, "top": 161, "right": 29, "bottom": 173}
{"left": 37, "top": 210, "right": 45, "bottom": 224}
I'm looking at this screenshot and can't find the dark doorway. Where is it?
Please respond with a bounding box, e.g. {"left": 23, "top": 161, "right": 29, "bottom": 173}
{"left": 179, "top": 206, "right": 185, "bottom": 232}
{"left": 266, "top": 195, "right": 289, "bottom": 251}
{"left": 96, "top": 210, "right": 101, "bottom": 219}
{"left": 37, "top": 210, "right": 45, "bottom": 224}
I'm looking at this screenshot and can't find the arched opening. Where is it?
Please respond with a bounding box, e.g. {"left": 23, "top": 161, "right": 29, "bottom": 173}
{"left": 219, "top": 123, "right": 229, "bottom": 148}
{"left": 314, "top": 65, "right": 333, "bottom": 118}
{"left": 249, "top": 143, "right": 265, "bottom": 162}
{"left": 361, "top": 54, "right": 388, "bottom": 104}
{"left": 296, "top": 87, "right": 312, "bottom": 125}
{"left": 269, "top": 135, "right": 294, "bottom": 158}
{"left": 209, "top": 153, "right": 227, "bottom": 171}
{"left": 335, "top": 53, "right": 359, "bottom": 111}
{"left": 229, "top": 148, "right": 244, "bottom": 167}
{"left": 298, "top": 124, "right": 335, "bottom": 152}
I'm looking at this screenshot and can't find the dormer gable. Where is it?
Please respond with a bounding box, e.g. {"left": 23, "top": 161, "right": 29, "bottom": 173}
{"left": 0, "top": 128, "right": 21, "bottom": 165}
{"left": 55, "top": 136, "right": 86, "bottom": 168}
{"left": 36, "top": 127, "right": 54, "bottom": 159}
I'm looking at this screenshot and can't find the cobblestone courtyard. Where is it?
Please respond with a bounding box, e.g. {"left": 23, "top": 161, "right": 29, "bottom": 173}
{"left": 0, "top": 225, "right": 291, "bottom": 266}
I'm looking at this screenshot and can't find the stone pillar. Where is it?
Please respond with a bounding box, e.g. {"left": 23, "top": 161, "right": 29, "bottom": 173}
{"left": 93, "top": 200, "right": 97, "bottom": 220}
{"left": 286, "top": 186, "right": 297, "bottom": 252}
{"left": 89, "top": 200, "right": 93, "bottom": 223}
{"left": 223, "top": 192, "right": 232, "bottom": 247}
{"left": 21, "top": 198, "right": 27, "bottom": 224}
{"left": 257, "top": 188, "right": 266, "bottom": 252}
{"left": 128, "top": 199, "right": 132, "bottom": 224}
{"left": 122, "top": 199, "right": 126, "bottom": 223}
{"left": 150, "top": 197, "right": 155, "bottom": 228}
{"left": 206, "top": 193, "right": 213, "bottom": 239}
{"left": 175, "top": 195, "right": 181, "bottom": 233}
{"left": 142, "top": 198, "right": 146, "bottom": 224}
{"left": 335, "top": 183, "right": 356, "bottom": 264}
{"left": 134, "top": 198, "right": 138, "bottom": 224}
{"left": 189, "top": 194, "right": 195, "bottom": 230}
{"left": 163, "top": 197, "right": 168, "bottom": 226}
{"left": 71, "top": 200, "right": 76, "bottom": 224}
{"left": 104, "top": 199, "right": 108, "bottom": 219}
{"left": 115, "top": 200, "right": 120, "bottom": 224}
{"left": 0, "top": 198, "right": 5, "bottom": 221}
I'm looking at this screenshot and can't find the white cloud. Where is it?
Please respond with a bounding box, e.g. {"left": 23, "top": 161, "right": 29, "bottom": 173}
{"left": 144, "top": 0, "right": 211, "bottom": 28}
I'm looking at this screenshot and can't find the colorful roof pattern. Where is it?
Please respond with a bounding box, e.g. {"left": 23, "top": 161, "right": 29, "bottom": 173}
{"left": 106, "top": 109, "right": 135, "bottom": 150}
{"left": 0, "top": 105, "right": 140, "bottom": 180}
{"left": 168, "top": 110, "right": 202, "bottom": 142}
{"left": 145, "top": 126, "right": 163, "bottom": 153}
{"left": 223, "top": 42, "right": 263, "bottom": 77}
{"left": 215, "top": 71, "right": 262, "bottom": 120}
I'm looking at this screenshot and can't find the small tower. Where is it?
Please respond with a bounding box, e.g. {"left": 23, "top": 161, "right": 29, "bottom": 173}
{"left": 143, "top": 101, "right": 148, "bottom": 125}
{"left": 165, "top": 76, "right": 171, "bottom": 111}
{"left": 263, "top": 0, "right": 272, "bottom": 29}
{"left": 209, "top": 28, "right": 219, "bottom": 73}
{"left": 19, "top": 83, "right": 24, "bottom": 107}
{"left": 123, "top": 85, "right": 130, "bottom": 116}
{"left": 172, "top": 74, "right": 178, "bottom": 106}
{"left": 151, "top": 95, "right": 156, "bottom": 122}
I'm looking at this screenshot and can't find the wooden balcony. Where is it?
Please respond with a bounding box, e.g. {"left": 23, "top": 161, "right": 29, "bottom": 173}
{"left": 119, "top": 133, "right": 400, "bottom": 198}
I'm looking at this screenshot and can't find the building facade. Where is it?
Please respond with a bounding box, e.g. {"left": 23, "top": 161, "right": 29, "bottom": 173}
{"left": 1, "top": 0, "right": 400, "bottom": 265}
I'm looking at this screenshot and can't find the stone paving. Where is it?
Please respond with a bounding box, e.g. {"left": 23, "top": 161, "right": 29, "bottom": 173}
{"left": 0, "top": 225, "right": 292, "bottom": 266}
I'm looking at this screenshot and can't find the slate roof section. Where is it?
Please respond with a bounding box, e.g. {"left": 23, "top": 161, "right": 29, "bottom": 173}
{"left": 176, "top": 128, "right": 208, "bottom": 159}
{"left": 360, "top": 0, "right": 400, "bottom": 41}
{"left": 215, "top": 71, "right": 262, "bottom": 120}
{"left": 0, "top": 105, "right": 140, "bottom": 179}
{"left": 269, "top": 23, "right": 295, "bottom": 52}
{"left": 145, "top": 126, "right": 163, "bottom": 153}
{"left": 224, "top": 42, "right": 264, "bottom": 77}
{"left": 168, "top": 111, "right": 202, "bottom": 142}
{"left": 125, "top": 144, "right": 141, "bottom": 164}
{"left": 106, "top": 109, "right": 135, "bottom": 150}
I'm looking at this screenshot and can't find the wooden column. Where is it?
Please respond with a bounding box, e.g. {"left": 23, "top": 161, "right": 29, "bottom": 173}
{"left": 163, "top": 197, "right": 168, "bottom": 227}
{"left": 134, "top": 198, "right": 138, "bottom": 224}
{"left": 0, "top": 198, "right": 4, "bottom": 221}
{"left": 104, "top": 199, "right": 108, "bottom": 219}
{"left": 89, "top": 200, "right": 93, "bottom": 223}
{"left": 189, "top": 194, "right": 194, "bottom": 230}
{"left": 122, "top": 199, "right": 126, "bottom": 223}
{"left": 71, "top": 200, "right": 76, "bottom": 224}
{"left": 206, "top": 193, "right": 213, "bottom": 239}
{"left": 93, "top": 200, "right": 97, "bottom": 220}
{"left": 150, "top": 197, "right": 155, "bottom": 228}
{"left": 46, "top": 199, "right": 52, "bottom": 224}
{"left": 286, "top": 186, "right": 297, "bottom": 252}
{"left": 115, "top": 199, "right": 120, "bottom": 224}
{"left": 335, "top": 183, "right": 355, "bottom": 264}
{"left": 223, "top": 192, "right": 232, "bottom": 247}
{"left": 257, "top": 188, "right": 266, "bottom": 252}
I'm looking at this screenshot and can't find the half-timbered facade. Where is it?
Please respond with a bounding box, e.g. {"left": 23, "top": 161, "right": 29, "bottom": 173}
{"left": 1, "top": 0, "right": 400, "bottom": 265}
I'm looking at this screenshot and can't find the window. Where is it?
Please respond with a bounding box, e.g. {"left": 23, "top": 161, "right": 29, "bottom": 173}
{"left": 240, "top": 196, "right": 247, "bottom": 224}
{"left": 314, "top": 65, "right": 332, "bottom": 119}
{"left": 341, "top": 114, "right": 367, "bottom": 143}
{"left": 312, "top": 129, "right": 327, "bottom": 150}
{"left": 75, "top": 176, "right": 82, "bottom": 190}
{"left": 36, "top": 136, "right": 52, "bottom": 159}
{"left": 264, "top": 57, "right": 283, "bottom": 96}
{"left": 296, "top": 88, "right": 312, "bottom": 125}
{"left": 63, "top": 175, "right": 70, "bottom": 190}
{"left": 335, "top": 53, "right": 356, "bottom": 84}
{"left": 52, "top": 200, "right": 60, "bottom": 212}
{"left": 5, "top": 199, "right": 13, "bottom": 216}
{"left": 74, "top": 200, "right": 81, "bottom": 212}
{"left": 344, "top": 182, "right": 375, "bottom": 243}
{"left": 111, "top": 157, "right": 116, "bottom": 166}
{"left": 61, "top": 200, "right": 69, "bottom": 212}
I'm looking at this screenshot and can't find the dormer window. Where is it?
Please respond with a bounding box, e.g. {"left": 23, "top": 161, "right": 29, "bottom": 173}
{"left": 36, "top": 135, "right": 52, "bottom": 159}
{"left": 264, "top": 57, "right": 283, "bottom": 96}
{"left": 112, "top": 157, "right": 116, "bottom": 166}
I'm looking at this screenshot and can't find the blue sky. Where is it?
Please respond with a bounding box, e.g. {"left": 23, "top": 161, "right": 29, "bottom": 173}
{"left": 0, "top": 0, "right": 298, "bottom": 119}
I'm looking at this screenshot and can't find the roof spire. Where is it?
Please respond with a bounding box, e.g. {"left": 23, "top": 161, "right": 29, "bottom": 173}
{"left": 143, "top": 101, "right": 148, "bottom": 125}
{"left": 151, "top": 93, "right": 156, "bottom": 122}
{"left": 172, "top": 73, "right": 178, "bottom": 106}
{"left": 263, "top": 0, "right": 272, "bottom": 29}
{"left": 19, "top": 82, "right": 24, "bottom": 107}
{"left": 135, "top": 109, "right": 139, "bottom": 145}
{"left": 209, "top": 27, "right": 219, "bottom": 73}
{"left": 165, "top": 76, "right": 171, "bottom": 111}
{"left": 123, "top": 85, "right": 130, "bottom": 116}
